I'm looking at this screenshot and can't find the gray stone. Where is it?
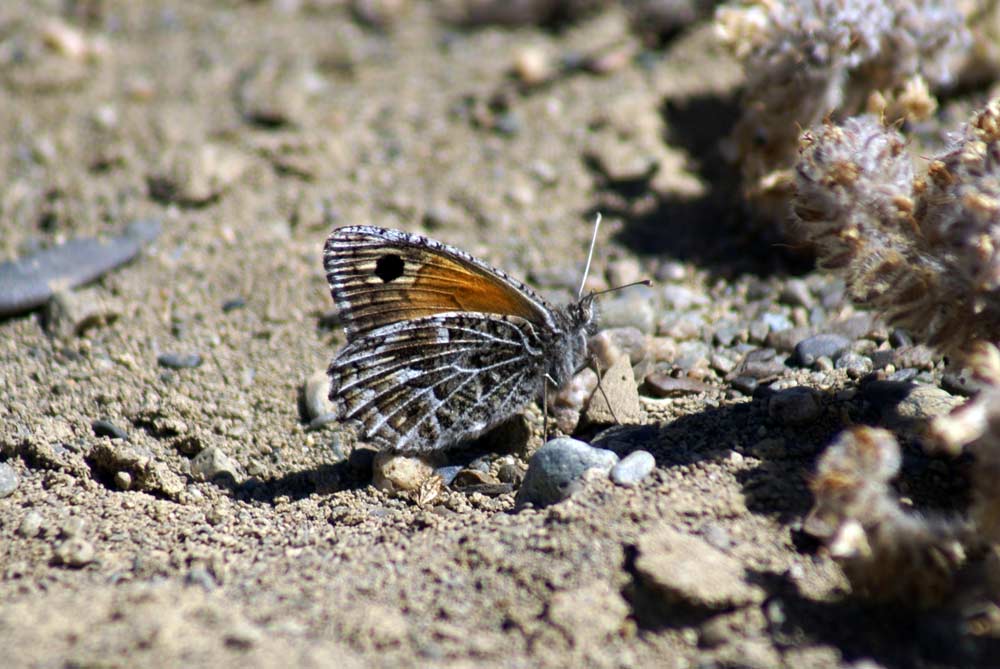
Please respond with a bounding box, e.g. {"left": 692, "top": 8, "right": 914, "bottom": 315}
{"left": 768, "top": 387, "right": 822, "bottom": 425}
{"left": 373, "top": 451, "right": 436, "bottom": 492}
{"left": 767, "top": 325, "right": 810, "bottom": 352}
{"left": 760, "top": 312, "right": 793, "bottom": 333}
{"left": 158, "top": 352, "right": 202, "bottom": 369}
{"left": 748, "top": 319, "right": 770, "bottom": 343}
{"left": 610, "top": 450, "right": 655, "bottom": 487}
{"left": 713, "top": 323, "right": 745, "bottom": 347}
{"left": 644, "top": 373, "right": 710, "bottom": 397}
{"left": 191, "top": 446, "right": 242, "bottom": 484}
{"left": 779, "top": 279, "right": 814, "bottom": 307}
{"left": 794, "top": 333, "right": 851, "bottom": 366}
{"left": 303, "top": 369, "right": 334, "bottom": 421}
{"left": 17, "top": 511, "right": 43, "bottom": 538}
{"left": 54, "top": 537, "right": 96, "bottom": 567}
{"left": 634, "top": 524, "right": 764, "bottom": 609}
{"left": 148, "top": 143, "right": 250, "bottom": 206}
{"left": 237, "top": 53, "right": 320, "bottom": 127}
{"left": 673, "top": 341, "right": 710, "bottom": 372}
{"left": 588, "top": 327, "right": 648, "bottom": 369}
{"left": 515, "top": 438, "right": 618, "bottom": 508}
{"left": 597, "top": 285, "right": 656, "bottom": 333}
{"left": 835, "top": 352, "right": 873, "bottom": 379}
{"left": 0, "top": 461, "right": 19, "bottom": 498}
{"left": 46, "top": 287, "right": 122, "bottom": 338}
{"left": 661, "top": 284, "right": 707, "bottom": 310}
{"left": 882, "top": 384, "right": 964, "bottom": 431}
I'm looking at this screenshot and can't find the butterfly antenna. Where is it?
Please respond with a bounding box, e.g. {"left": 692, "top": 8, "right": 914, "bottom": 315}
{"left": 578, "top": 213, "right": 602, "bottom": 300}
{"left": 590, "top": 279, "right": 652, "bottom": 298}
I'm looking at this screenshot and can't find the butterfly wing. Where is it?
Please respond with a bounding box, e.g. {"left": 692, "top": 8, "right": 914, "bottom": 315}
{"left": 329, "top": 312, "right": 544, "bottom": 452}
{"left": 323, "top": 226, "right": 558, "bottom": 339}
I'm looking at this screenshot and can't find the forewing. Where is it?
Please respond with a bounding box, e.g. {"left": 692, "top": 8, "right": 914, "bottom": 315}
{"left": 324, "top": 226, "right": 556, "bottom": 338}
{"left": 329, "top": 312, "right": 542, "bottom": 452}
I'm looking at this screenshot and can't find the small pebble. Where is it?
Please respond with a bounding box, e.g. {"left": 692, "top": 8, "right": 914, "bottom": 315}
{"left": 701, "top": 523, "right": 733, "bottom": 551}
{"left": 114, "top": 471, "right": 133, "bottom": 490}
{"left": 610, "top": 450, "right": 656, "bottom": 487}
{"left": 605, "top": 257, "right": 644, "bottom": 288}
{"left": 0, "top": 462, "right": 19, "bottom": 498}
{"left": 434, "top": 465, "right": 462, "bottom": 486}
{"left": 673, "top": 341, "right": 710, "bottom": 372}
{"left": 794, "top": 333, "right": 851, "bottom": 366}
{"left": 373, "top": 451, "right": 435, "bottom": 492}
{"left": 222, "top": 297, "right": 246, "bottom": 312}
{"left": 452, "top": 468, "right": 499, "bottom": 488}
{"left": 513, "top": 46, "right": 553, "bottom": 86}
{"left": 888, "top": 368, "right": 918, "bottom": 383}
{"left": 598, "top": 285, "right": 657, "bottom": 334}
{"left": 148, "top": 143, "right": 250, "bottom": 206}
{"left": 515, "top": 437, "right": 618, "bottom": 508}
{"left": 54, "top": 537, "right": 96, "bottom": 567}
{"left": 190, "top": 446, "right": 242, "bottom": 483}
{"left": 646, "top": 337, "right": 677, "bottom": 362}
{"left": 661, "top": 284, "right": 707, "bottom": 310}
{"left": 158, "top": 352, "right": 202, "bottom": 369}
{"left": 748, "top": 319, "right": 770, "bottom": 343}
{"left": 767, "top": 324, "right": 810, "bottom": 352}
{"left": 493, "top": 112, "right": 521, "bottom": 136}
{"left": 644, "top": 373, "right": 710, "bottom": 397}
{"left": 92, "top": 419, "right": 128, "bottom": 440}
{"left": 18, "top": 511, "right": 43, "bottom": 538}
{"left": 351, "top": 0, "right": 410, "bottom": 30}
{"left": 736, "top": 348, "right": 785, "bottom": 381}
{"left": 870, "top": 349, "right": 895, "bottom": 370}
{"left": 713, "top": 324, "right": 744, "bottom": 347}
{"left": 589, "top": 327, "right": 647, "bottom": 369}
{"left": 237, "top": 53, "right": 318, "bottom": 127}
{"left": 497, "top": 459, "right": 522, "bottom": 484}
{"left": 730, "top": 376, "right": 758, "bottom": 395}
{"left": 768, "top": 387, "right": 822, "bottom": 425}
{"left": 835, "top": 352, "right": 873, "bottom": 379}
{"left": 186, "top": 566, "right": 218, "bottom": 591}
{"left": 779, "top": 279, "right": 813, "bottom": 308}
{"left": 45, "top": 287, "right": 122, "bottom": 337}
{"left": 760, "top": 312, "right": 793, "bottom": 333}
{"left": 303, "top": 370, "right": 335, "bottom": 422}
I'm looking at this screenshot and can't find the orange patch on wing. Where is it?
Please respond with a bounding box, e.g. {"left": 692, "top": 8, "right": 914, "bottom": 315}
{"left": 408, "top": 254, "right": 543, "bottom": 321}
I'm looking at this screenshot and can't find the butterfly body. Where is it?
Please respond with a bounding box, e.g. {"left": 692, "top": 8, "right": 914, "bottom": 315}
{"left": 324, "top": 226, "right": 595, "bottom": 452}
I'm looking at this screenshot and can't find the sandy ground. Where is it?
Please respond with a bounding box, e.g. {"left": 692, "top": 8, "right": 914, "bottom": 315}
{"left": 0, "top": 2, "right": 993, "bottom": 667}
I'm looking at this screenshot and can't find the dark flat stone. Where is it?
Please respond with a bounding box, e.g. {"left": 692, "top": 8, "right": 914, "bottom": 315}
{"left": 0, "top": 219, "right": 161, "bottom": 317}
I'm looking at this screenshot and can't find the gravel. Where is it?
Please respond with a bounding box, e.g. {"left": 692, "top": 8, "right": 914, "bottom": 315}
{"left": 610, "top": 450, "right": 656, "bottom": 487}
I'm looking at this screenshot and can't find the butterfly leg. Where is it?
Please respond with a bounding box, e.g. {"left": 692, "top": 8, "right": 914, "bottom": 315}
{"left": 591, "top": 356, "right": 621, "bottom": 425}
{"left": 543, "top": 372, "right": 564, "bottom": 442}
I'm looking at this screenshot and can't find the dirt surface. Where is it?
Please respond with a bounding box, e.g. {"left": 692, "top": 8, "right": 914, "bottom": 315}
{"left": 0, "top": 2, "right": 990, "bottom": 668}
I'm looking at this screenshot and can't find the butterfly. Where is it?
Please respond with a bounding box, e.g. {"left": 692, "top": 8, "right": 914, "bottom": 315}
{"left": 323, "top": 224, "right": 604, "bottom": 453}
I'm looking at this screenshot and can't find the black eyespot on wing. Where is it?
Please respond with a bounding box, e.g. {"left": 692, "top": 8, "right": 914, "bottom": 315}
{"left": 374, "top": 254, "right": 405, "bottom": 282}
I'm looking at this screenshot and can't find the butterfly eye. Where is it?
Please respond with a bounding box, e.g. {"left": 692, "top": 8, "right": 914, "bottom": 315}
{"left": 374, "top": 254, "right": 405, "bottom": 282}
